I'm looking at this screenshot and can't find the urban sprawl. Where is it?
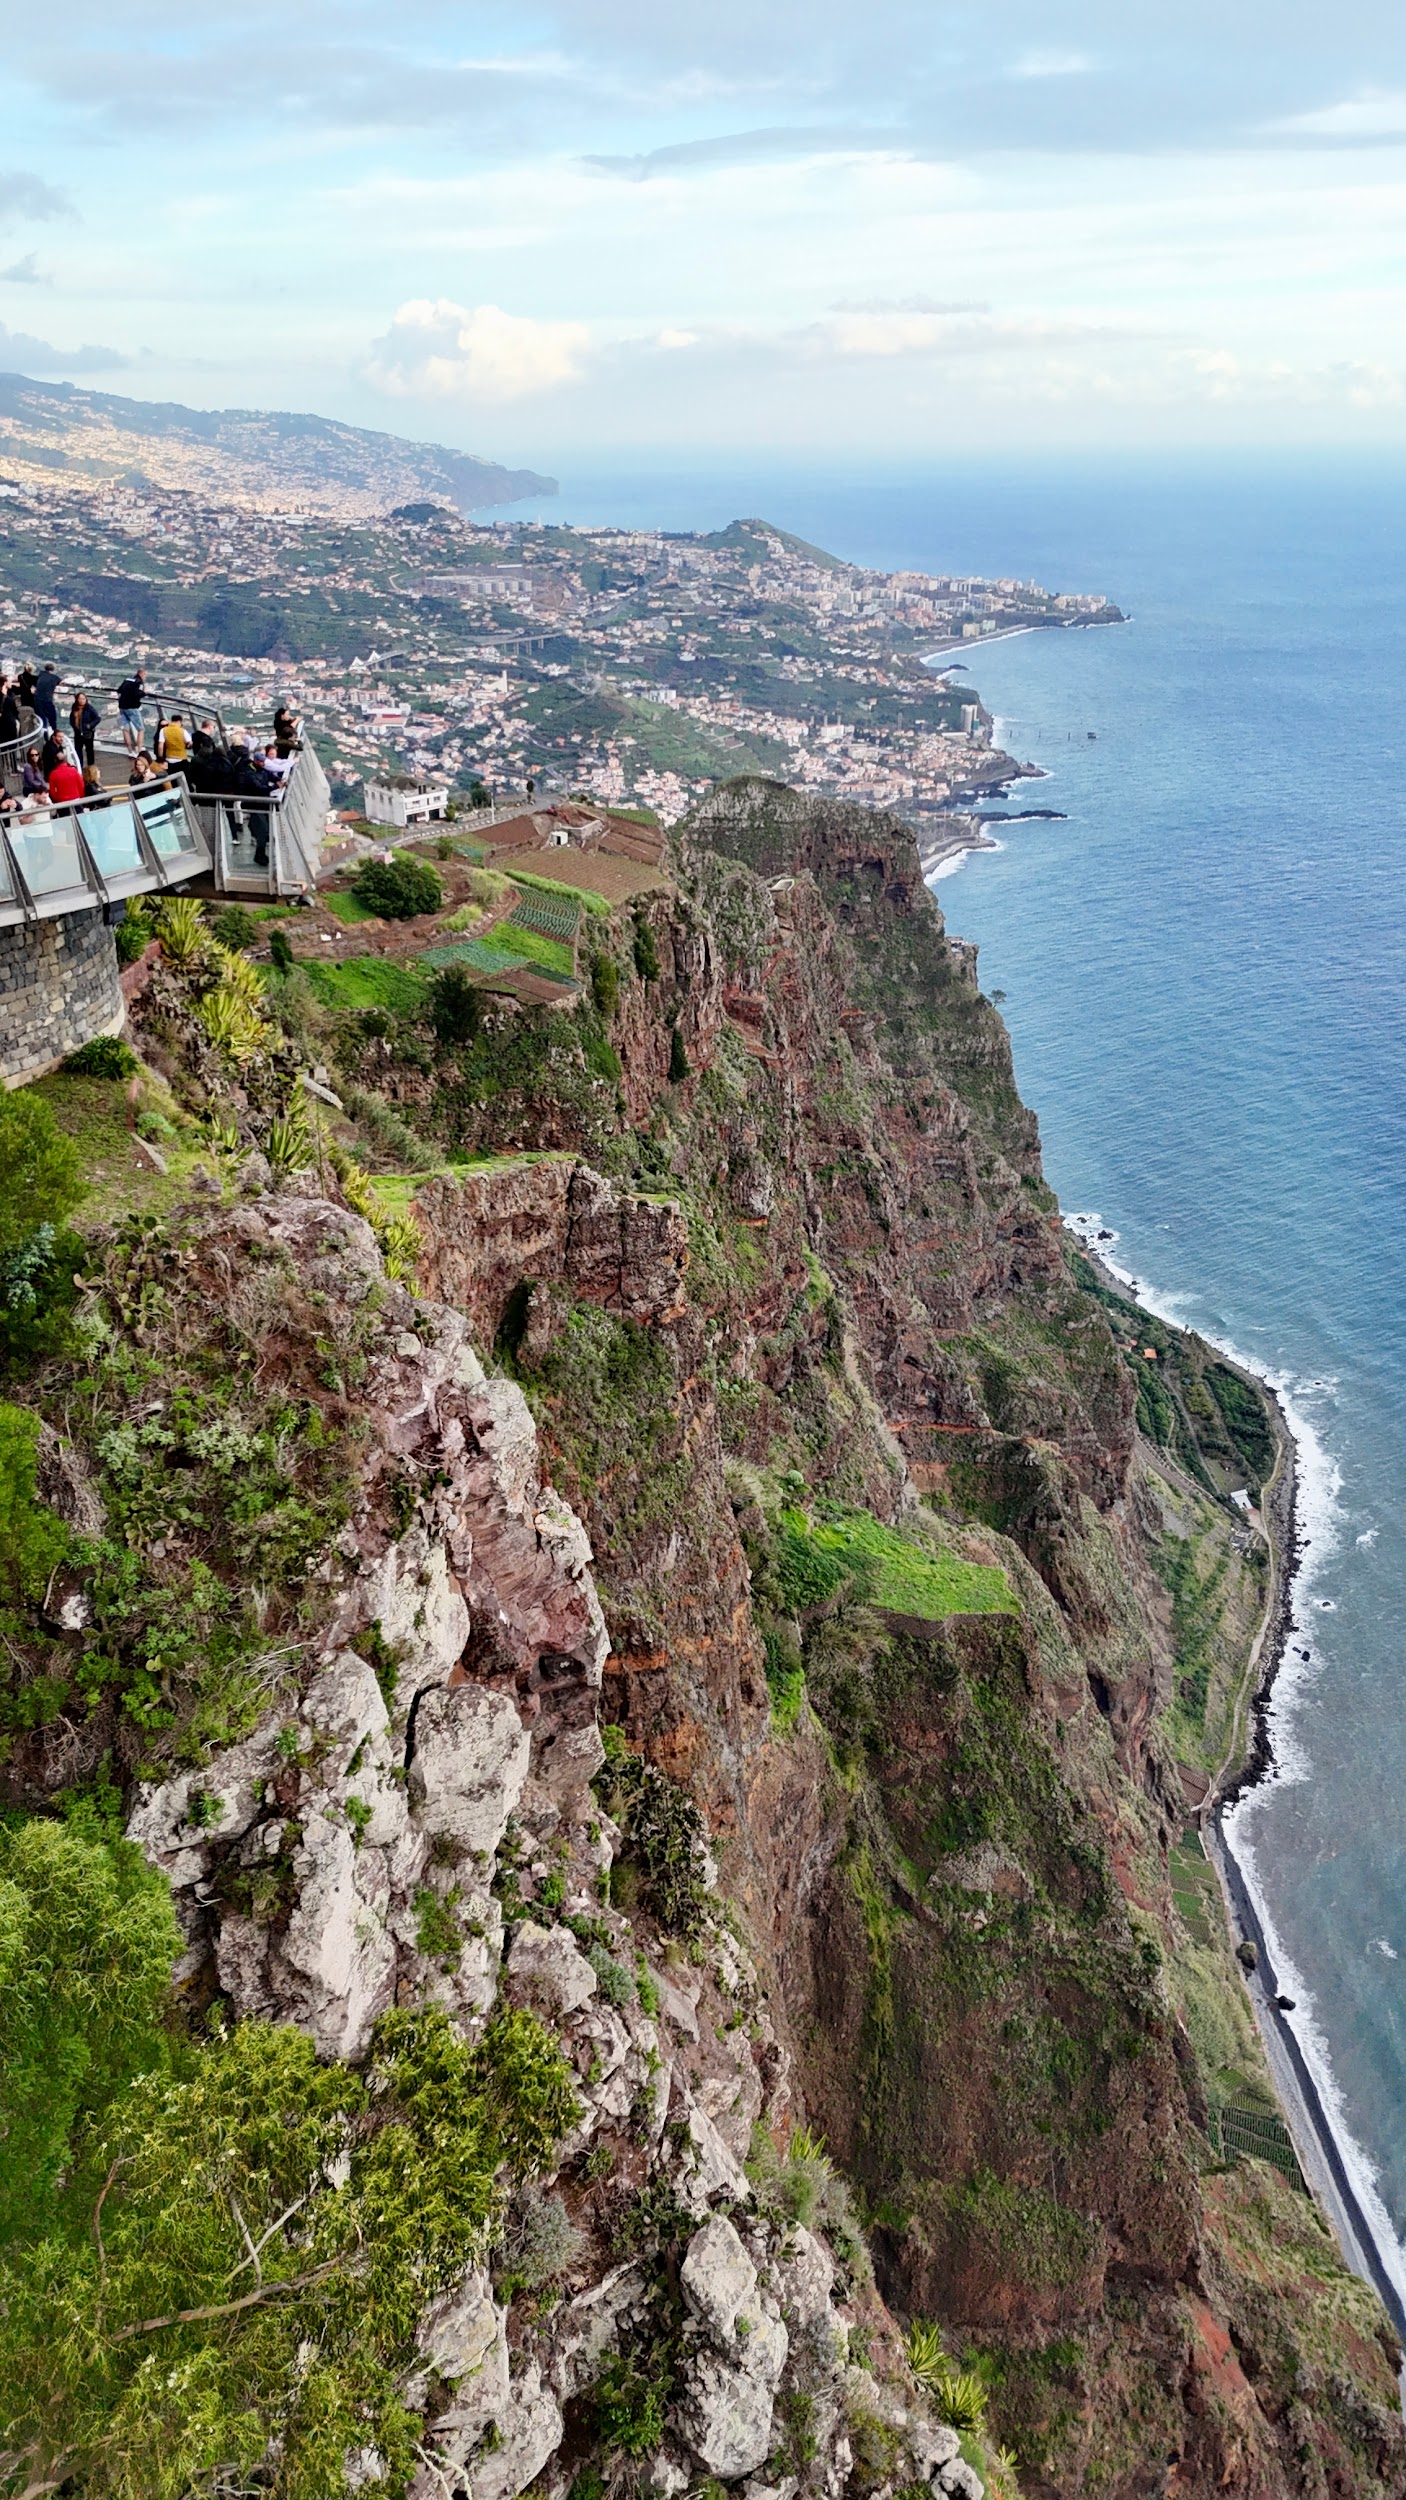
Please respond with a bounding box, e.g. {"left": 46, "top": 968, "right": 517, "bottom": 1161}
{"left": 0, "top": 469, "right": 1121, "bottom": 829}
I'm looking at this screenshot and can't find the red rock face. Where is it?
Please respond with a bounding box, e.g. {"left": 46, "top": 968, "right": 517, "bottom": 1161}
{"left": 414, "top": 1156, "right": 690, "bottom": 1347}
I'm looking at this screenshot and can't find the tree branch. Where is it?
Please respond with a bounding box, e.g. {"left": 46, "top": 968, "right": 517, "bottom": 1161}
{"left": 110, "top": 2256, "right": 348, "bottom": 2343}
{"left": 91, "top": 2158, "right": 128, "bottom": 2275}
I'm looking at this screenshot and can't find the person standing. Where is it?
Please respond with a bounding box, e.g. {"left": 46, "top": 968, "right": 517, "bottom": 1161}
{"left": 69, "top": 689, "right": 100, "bottom": 773}
{"left": 158, "top": 711, "right": 188, "bottom": 773}
{"left": 0, "top": 677, "right": 18, "bottom": 748}
{"left": 116, "top": 668, "right": 146, "bottom": 754}
{"left": 34, "top": 662, "right": 61, "bottom": 736}
{"left": 272, "top": 701, "right": 299, "bottom": 758}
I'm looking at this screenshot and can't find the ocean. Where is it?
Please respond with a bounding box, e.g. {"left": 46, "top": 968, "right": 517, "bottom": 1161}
{"left": 554, "top": 452, "right": 1406, "bottom": 2295}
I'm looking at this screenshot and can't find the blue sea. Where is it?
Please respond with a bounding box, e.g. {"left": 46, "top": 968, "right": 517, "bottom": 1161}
{"left": 553, "top": 453, "right": 1406, "bottom": 2292}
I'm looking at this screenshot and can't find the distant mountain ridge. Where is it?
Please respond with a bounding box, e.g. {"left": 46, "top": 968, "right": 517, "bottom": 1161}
{"left": 0, "top": 371, "right": 555, "bottom": 517}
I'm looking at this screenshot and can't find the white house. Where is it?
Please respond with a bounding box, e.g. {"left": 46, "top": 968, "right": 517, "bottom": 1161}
{"left": 362, "top": 773, "right": 451, "bottom": 830}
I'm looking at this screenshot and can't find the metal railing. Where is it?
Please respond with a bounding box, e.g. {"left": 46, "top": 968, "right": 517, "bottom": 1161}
{"left": 194, "top": 740, "right": 331, "bottom": 900}
{"left": 0, "top": 774, "right": 212, "bottom": 930}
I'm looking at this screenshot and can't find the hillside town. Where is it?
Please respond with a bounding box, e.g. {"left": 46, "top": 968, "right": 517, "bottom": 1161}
{"left": 0, "top": 467, "right": 1121, "bottom": 827}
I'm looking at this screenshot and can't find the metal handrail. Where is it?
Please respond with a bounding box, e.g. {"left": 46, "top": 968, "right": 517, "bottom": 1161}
{"left": 0, "top": 771, "right": 211, "bottom": 930}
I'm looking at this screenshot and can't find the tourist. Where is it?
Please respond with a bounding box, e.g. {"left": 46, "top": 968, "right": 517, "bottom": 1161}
{"left": 33, "top": 662, "right": 60, "bottom": 736}
{"left": 68, "top": 689, "right": 100, "bottom": 773}
{"left": 0, "top": 677, "right": 18, "bottom": 747}
{"left": 158, "top": 711, "right": 188, "bottom": 772}
{"left": 116, "top": 668, "right": 146, "bottom": 753}
{"left": 273, "top": 702, "right": 299, "bottom": 757}
{"left": 129, "top": 752, "right": 155, "bottom": 786}
{"left": 47, "top": 749, "right": 85, "bottom": 804}
{"left": 39, "top": 731, "right": 63, "bottom": 778}
{"left": 20, "top": 746, "right": 46, "bottom": 798}
{"left": 16, "top": 665, "right": 36, "bottom": 712}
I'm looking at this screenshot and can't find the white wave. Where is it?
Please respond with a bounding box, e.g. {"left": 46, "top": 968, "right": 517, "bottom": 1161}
{"left": 1378, "top": 1940, "right": 1399, "bottom": 1961}
{"left": 1358, "top": 1528, "right": 1379, "bottom": 1548}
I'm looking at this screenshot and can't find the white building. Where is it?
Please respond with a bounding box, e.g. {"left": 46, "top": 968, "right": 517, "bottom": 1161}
{"left": 362, "top": 773, "right": 451, "bottom": 830}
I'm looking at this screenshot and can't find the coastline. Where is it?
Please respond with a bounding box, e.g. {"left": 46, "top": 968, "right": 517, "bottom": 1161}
{"left": 1066, "top": 1224, "right": 1406, "bottom": 2343}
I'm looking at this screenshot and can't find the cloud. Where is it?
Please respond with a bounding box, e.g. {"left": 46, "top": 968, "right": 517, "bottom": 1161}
{"left": 0, "top": 319, "right": 126, "bottom": 374}
{"left": 1271, "top": 88, "right": 1406, "bottom": 140}
{"left": 0, "top": 171, "right": 70, "bottom": 226}
{"left": 829, "top": 296, "right": 991, "bottom": 315}
{"left": 0, "top": 254, "right": 45, "bottom": 285}
{"left": 1011, "top": 51, "right": 1093, "bottom": 79}
{"left": 366, "top": 299, "right": 590, "bottom": 402}
{"left": 585, "top": 123, "right": 888, "bottom": 178}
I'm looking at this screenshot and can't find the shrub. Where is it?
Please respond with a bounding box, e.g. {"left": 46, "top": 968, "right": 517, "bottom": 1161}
{"left": 0, "top": 1999, "right": 515, "bottom": 2497}
{"left": 0, "top": 1090, "right": 87, "bottom": 1370}
{"left": 494, "top": 2183, "right": 584, "bottom": 2298}
{"left": 61, "top": 1036, "right": 137, "bottom": 1080}
{"left": 113, "top": 901, "right": 152, "bottom": 968}
{"left": 0, "top": 1401, "right": 70, "bottom": 1607}
{"left": 354, "top": 854, "right": 443, "bottom": 920}
{"left": 632, "top": 915, "right": 660, "bottom": 980}
{"left": 267, "top": 928, "right": 295, "bottom": 975}
{"left": 585, "top": 1942, "right": 636, "bottom": 2007}
{"left": 428, "top": 962, "right": 484, "bottom": 1048}
{"left": 668, "top": 1025, "right": 689, "bottom": 1083}
{"left": 594, "top": 1729, "right": 711, "bottom": 1938}
{"left": 212, "top": 904, "right": 258, "bottom": 952}
{"left": 590, "top": 952, "right": 619, "bottom": 1017}
{"left": 594, "top": 2352, "right": 670, "bottom": 2457}
{"left": 0, "top": 1816, "right": 180, "bottom": 2245}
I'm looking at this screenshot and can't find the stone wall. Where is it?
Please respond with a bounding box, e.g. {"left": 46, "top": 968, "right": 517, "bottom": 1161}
{"left": 0, "top": 908, "right": 125, "bottom": 1087}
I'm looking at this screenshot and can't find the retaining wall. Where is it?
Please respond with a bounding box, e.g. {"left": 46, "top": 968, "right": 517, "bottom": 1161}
{"left": 0, "top": 909, "right": 125, "bottom": 1087}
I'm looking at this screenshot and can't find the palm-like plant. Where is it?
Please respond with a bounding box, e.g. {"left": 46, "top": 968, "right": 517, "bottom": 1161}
{"left": 265, "top": 1104, "right": 316, "bottom": 1178}
{"left": 198, "top": 985, "right": 269, "bottom": 1065}
{"left": 155, "top": 894, "right": 208, "bottom": 969}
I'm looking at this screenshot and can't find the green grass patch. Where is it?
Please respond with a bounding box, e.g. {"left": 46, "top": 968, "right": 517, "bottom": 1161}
{"left": 779, "top": 1505, "right": 1017, "bottom": 1621}
{"left": 421, "top": 926, "right": 577, "bottom": 984}
{"left": 32, "top": 1072, "right": 201, "bottom": 1224}
{"left": 303, "top": 956, "right": 429, "bottom": 1014}
{"left": 321, "top": 887, "right": 380, "bottom": 926}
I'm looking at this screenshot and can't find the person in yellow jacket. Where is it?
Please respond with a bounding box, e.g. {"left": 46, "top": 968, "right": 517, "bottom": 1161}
{"left": 158, "top": 712, "right": 189, "bottom": 774}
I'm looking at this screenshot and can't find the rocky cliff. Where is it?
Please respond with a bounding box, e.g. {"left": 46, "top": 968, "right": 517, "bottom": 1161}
{"left": 0, "top": 782, "right": 1400, "bottom": 2500}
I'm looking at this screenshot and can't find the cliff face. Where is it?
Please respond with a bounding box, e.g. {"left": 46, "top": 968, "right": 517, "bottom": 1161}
{"left": 1, "top": 780, "right": 1401, "bottom": 2500}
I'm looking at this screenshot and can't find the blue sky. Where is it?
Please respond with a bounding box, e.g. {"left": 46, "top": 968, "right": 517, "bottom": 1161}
{"left": 3, "top": 0, "right": 1405, "bottom": 465}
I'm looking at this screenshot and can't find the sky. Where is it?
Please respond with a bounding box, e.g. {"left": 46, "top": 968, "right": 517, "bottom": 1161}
{"left": 3, "top": 0, "right": 1406, "bottom": 468}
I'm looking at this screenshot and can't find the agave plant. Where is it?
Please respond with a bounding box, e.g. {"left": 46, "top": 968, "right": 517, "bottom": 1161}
{"left": 330, "top": 1150, "right": 380, "bottom": 1224}
{"left": 265, "top": 1104, "right": 316, "bottom": 1178}
{"left": 379, "top": 1213, "right": 423, "bottom": 1282}
{"left": 204, "top": 1114, "right": 243, "bottom": 1158}
{"left": 931, "top": 2369, "right": 987, "bottom": 2436}
{"left": 905, "top": 2321, "right": 946, "bottom": 2390}
{"left": 155, "top": 894, "right": 208, "bottom": 969}
{"left": 211, "top": 944, "right": 267, "bottom": 1007}
{"left": 198, "top": 983, "right": 270, "bottom": 1066}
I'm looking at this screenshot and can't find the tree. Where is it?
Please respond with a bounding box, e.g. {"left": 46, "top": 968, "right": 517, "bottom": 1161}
{"left": 353, "top": 855, "right": 443, "bottom": 921}
{"left": 427, "top": 963, "right": 483, "bottom": 1048}
{"left": 590, "top": 952, "right": 619, "bottom": 1019}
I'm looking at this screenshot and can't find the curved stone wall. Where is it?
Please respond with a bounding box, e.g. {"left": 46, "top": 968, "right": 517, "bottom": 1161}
{"left": 0, "top": 908, "right": 125, "bottom": 1088}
